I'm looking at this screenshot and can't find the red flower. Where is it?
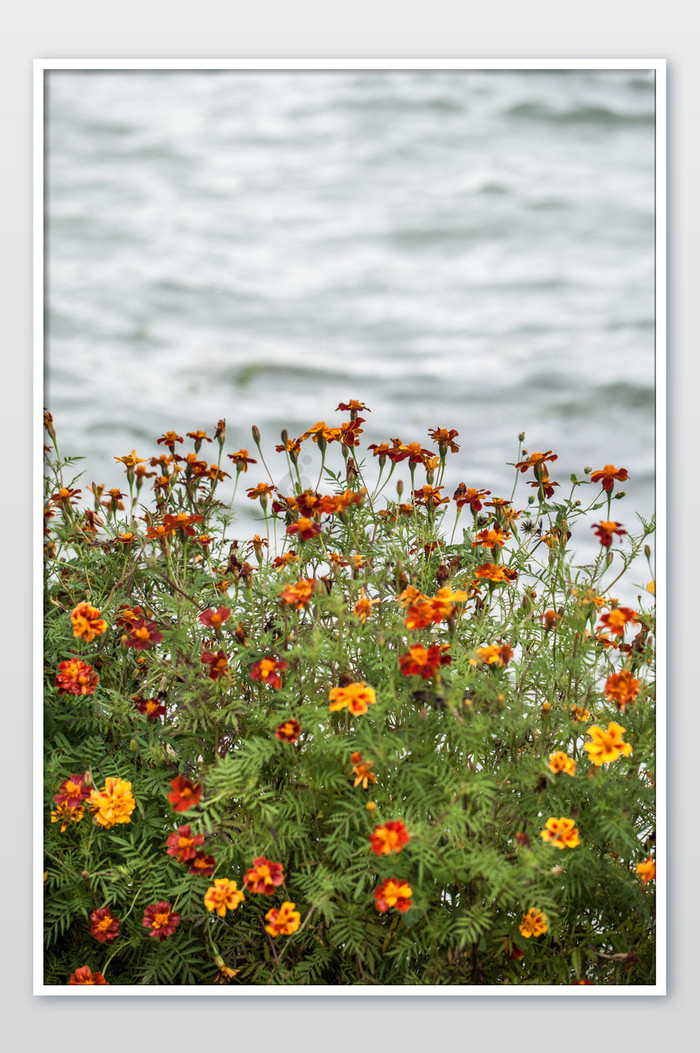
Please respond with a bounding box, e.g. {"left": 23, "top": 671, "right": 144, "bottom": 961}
{"left": 370, "top": 820, "right": 410, "bottom": 856}
{"left": 399, "top": 643, "right": 451, "bottom": 679}
{"left": 286, "top": 518, "right": 322, "bottom": 541}
{"left": 123, "top": 618, "right": 164, "bottom": 651}
{"left": 131, "top": 695, "right": 166, "bottom": 719}
{"left": 187, "top": 851, "right": 217, "bottom": 876}
{"left": 279, "top": 578, "right": 316, "bottom": 609}
{"left": 165, "top": 824, "right": 204, "bottom": 862}
{"left": 198, "top": 606, "right": 231, "bottom": 629}
{"left": 515, "top": 450, "right": 558, "bottom": 474}
{"left": 453, "top": 484, "right": 491, "bottom": 512}
{"left": 250, "top": 657, "right": 287, "bottom": 689}
{"left": 597, "top": 607, "right": 638, "bottom": 637}
{"left": 53, "top": 773, "right": 91, "bottom": 809}
{"left": 373, "top": 878, "right": 412, "bottom": 913}
{"left": 69, "top": 966, "right": 109, "bottom": 985}
{"left": 167, "top": 775, "right": 203, "bottom": 813}
{"left": 201, "top": 649, "right": 229, "bottom": 679}
{"left": 590, "top": 464, "right": 628, "bottom": 492}
{"left": 275, "top": 719, "right": 302, "bottom": 743}
{"left": 604, "top": 670, "right": 641, "bottom": 711}
{"left": 142, "top": 901, "right": 180, "bottom": 941}
{"left": 90, "top": 906, "right": 120, "bottom": 944}
{"left": 243, "top": 856, "right": 285, "bottom": 895}
{"left": 157, "top": 431, "right": 184, "bottom": 448}
{"left": 592, "top": 521, "right": 627, "bottom": 547}
{"left": 54, "top": 660, "right": 99, "bottom": 696}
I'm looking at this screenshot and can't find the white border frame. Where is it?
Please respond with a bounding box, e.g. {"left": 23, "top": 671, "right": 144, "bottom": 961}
{"left": 34, "top": 57, "right": 666, "bottom": 996}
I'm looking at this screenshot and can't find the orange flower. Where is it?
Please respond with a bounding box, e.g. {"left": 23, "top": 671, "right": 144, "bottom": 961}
{"left": 474, "top": 563, "right": 517, "bottom": 584}
{"left": 187, "top": 851, "right": 216, "bottom": 876}
{"left": 167, "top": 775, "right": 203, "bottom": 813}
{"left": 286, "top": 517, "right": 322, "bottom": 541}
{"left": 336, "top": 400, "right": 370, "bottom": 414}
{"left": 265, "top": 901, "right": 301, "bottom": 937}
{"left": 592, "top": 521, "right": 627, "bottom": 547}
{"left": 470, "top": 644, "right": 513, "bottom": 668}
{"left": 636, "top": 857, "right": 656, "bottom": 886}
{"left": 584, "top": 722, "right": 632, "bottom": 766}
{"left": 90, "top": 907, "right": 120, "bottom": 944}
{"left": 399, "top": 643, "right": 451, "bottom": 679}
{"left": 250, "top": 657, "right": 287, "bottom": 689}
{"left": 604, "top": 670, "right": 641, "bottom": 711}
{"left": 273, "top": 552, "right": 298, "bottom": 570}
{"left": 279, "top": 578, "right": 316, "bottom": 609}
{"left": 541, "top": 609, "right": 562, "bottom": 631}
{"left": 204, "top": 878, "right": 245, "bottom": 917}
{"left": 515, "top": 450, "right": 558, "bottom": 475}
{"left": 351, "top": 751, "right": 377, "bottom": 789}
{"left": 156, "top": 431, "right": 184, "bottom": 448}
{"left": 51, "top": 802, "right": 85, "bottom": 832}
{"left": 328, "top": 681, "right": 377, "bottom": 715}
{"left": 69, "top": 966, "right": 109, "bottom": 985}
{"left": 413, "top": 485, "right": 449, "bottom": 509}
{"left": 131, "top": 696, "right": 166, "bottom": 719}
{"left": 453, "top": 484, "right": 490, "bottom": 511}
{"left": 198, "top": 606, "right": 231, "bottom": 629}
{"left": 88, "top": 778, "right": 135, "bottom": 829}
{"left": 370, "top": 820, "right": 410, "bottom": 856}
{"left": 548, "top": 752, "right": 576, "bottom": 776}
{"left": 527, "top": 470, "right": 559, "bottom": 499}
{"left": 428, "top": 427, "right": 460, "bottom": 454}
{"left": 275, "top": 719, "right": 302, "bottom": 743}
{"left": 243, "top": 857, "right": 285, "bottom": 895}
{"left": 70, "top": 602, "right": 107, "bottom": 643}
{"left": 472, "top": 526, "right": 510, "bottom": 550}
{"left": 247, "top": 482, "right": 274, "bottom": 501}
{"left": 51, "top": 486, "right": 82, "bottom": 506}
{"left": 597, "top": 607, "right": 638, "bottom": 637}
{"left": 590, "top": 464, "right": 629, "bottom": 492}
{"left": 114, "top": 450, "right": 147, "bottom": 469}
{"left": 353, "top": 589, "right": 378, "bottom": 624}
{"left": 405, "top": 586, "right": 468, "bottom": 629}
{"left": 165, "top": 824, "right": 204, "bottom": 862}
{"left": 227, "top": 449, "right": 257, "bottom": 472}
{"left": 540, "top": 817, "right": 580, "bottom": 849}
{"left": 301, "top": 421, "right": 340, "bottom": 444}
{"left": 142, "top": 901, "right": 180, "bottom": 941}
{"left": 374, "top": 878, "right": 412, "bottom": 913}
{"left": 519, "top": 908, "right": 548, "bottom": 938}
{"left": 201, "top": 649, "right": 229, "bottom": 679}
{"left": 54, "top": 659, "right": 99, "bottom": 696}
{"left": 570, "top": 704, "right": 591, "bottom": 723}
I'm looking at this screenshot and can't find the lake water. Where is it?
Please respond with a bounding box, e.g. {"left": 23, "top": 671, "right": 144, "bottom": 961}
{"left": 45, "top": 69, "right": 656, "bottom": 592}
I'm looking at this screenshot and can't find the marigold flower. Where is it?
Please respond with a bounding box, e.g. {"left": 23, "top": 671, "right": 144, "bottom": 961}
{"left": 570, "top": 704, "right": 591, "bottom": 722}
{"left": 399, "top": 643, "right": 452, "bottom": 679}
{"left": 163, "top": 512, "right": 203, "bottom": 536}
{"left": 243, "top": 857, "right": 285, "bottom": 895}
{"left": 69, "top": 966, "right": 108, "bottom": 985}
{"left": 188, "top": 851, "right": 217, "bottom": 876}
{"left": 515, "top": 450, "right": 558, "bottom": 474}
{"left": 540, "top": 817, "right": 580, "bottom": 849}
{"left": 143, "top": 901, "right": 180, "bottom": 941}
{"left": 273, "top": 552, "right": 298, "bottom": 570}
{"left": 328, "top": 681, "right": 377, "bottom": 715}
{"left": 413, "top": 485, "right": 449, "bottom": 509}
{"left": 541, "top": 609, "right": 562, "bottom": 631}
{"left": 202, "top": 878, "right": 245, "bottom": 917}
{"left": 374, "top": 878, "right": 412, "bottom": 913}
{"left": 328, "top": 487, "right": 366, "bottom": 514}
{"left": 214, "top": 956, "right": 240, "bottom": 983}
{"left": 636, "top": 856, "right": 656, "bottom": 886}
{"left": 167, "top": 775, "right": 203, "bottom": 813}
{"left": 584, "top": 722, "right": 632, "bottom": 766}
{"left": 123, "top": 618, "right": 164, "bottom": 651}
{"left": 90, "top": 906, "right": 120, "bottom": 944}
{"left": 54, "top": 659, "right": 99, "bottom": 696}
{"left": 165, "top": 824, "right": 204, "bottom": 862}
{"left": 250, "top": 657, "right": 287, "bottom": 689}
{"left": 113, "top": 531, "right": 136, "bottom": 545}
{"left": 519, "top": 908, "right": 548, "bottom": 938}
{"left": 157, "top": 431, "right": 184, "bottom": 448}
{"left": 89, "top": 778, "right": 136, "bottom": 829}
{"left": 275, "top": 436, "right": 303, "bottom": 457}
{"left": 590, "top": 464, "right": 629, "bottom": 492}
{"left": 286, "top": 517, "right": 322, "bottom": 541}
{"left": 198, "top": 607, "right": 231, "bottom": 629}
{"left": 337, "top": 400, "right": 370, "bottom": 413}
{"left": 453, "top": 484, "right": 490, "bottom": 511}
{"left": 527, "top": 471, "right": 559, "bottom": 499}
{"left": 201, "top": 649, "right": 229, "bottom": 680}
{"left": 187, "top": 429, "right": 212, "bottom": 445}
{"left": 470, "top": 644, "right": 513, "bottom": 668}
{"left": 428, "top": 427, "right": 460, "bottom": 453}
{"left": 275, "top": 719, "right": 302, "bottom": 743}
{"left": 262, "top": 900, "right": 300, "bottom": 937}
{"left": 353, "top": 588, "right": 378, "bottom": 624}
{"left": 54, "top": 773, "right": 91, "bottom": 809}
{"left": 370, "top": 820, "right": 410, "bottom": 856}
{"left": 51, "top": 486, "right": 82, "bottom": 506}
{"left": 472, "top": 526, "right": 510, "bottom": 550}
{"left": 351, "top": 751, "right": 377, "bottom": 789}
{"left": 227, "top": 449, "right": 257, "bottom": 472}
{"left": 604, "top": 670, "right": 641, "bottom": 711}
{"left": 131, "top": 695, "right": 166, "bottom": 719}
{"left": 50, "top": 802, "right": 84, "bottom": 831}
{"left": 301, "top": 421, "right": 339, "bottom": 444}
{"left": 474, "top": 563, "right": 517, "bottom": 584}
{"left": 548, "top": 752, "right": 576, "bottom": 776}
{"left": 114, "top": 450, "right": 147, "bottom": 469}
{"left": 279, "top": 578, "right": 316, "bottom": 609}
{"left": 597, "top": 607, "right": 638, "bottom": 637}
{"left": 70, "top": 602, "right": 107, "bottom": 643}
{"left": 592, "top": 520, "right": 627, "bottom": 547}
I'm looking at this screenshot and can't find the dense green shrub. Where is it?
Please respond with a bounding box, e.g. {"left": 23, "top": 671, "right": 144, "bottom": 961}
{"left": 43, "top": 406, "right": 655, "bottom": 986}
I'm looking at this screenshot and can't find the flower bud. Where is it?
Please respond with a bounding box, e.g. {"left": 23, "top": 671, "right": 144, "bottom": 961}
{"left": 215, "top": 419, "right": 226, "bottom": 447}
{"left": 252, "top": 424, "right": 261, "bottom": 447}
{"left": 396, "top": 479, "right": 404, "bottom": 497}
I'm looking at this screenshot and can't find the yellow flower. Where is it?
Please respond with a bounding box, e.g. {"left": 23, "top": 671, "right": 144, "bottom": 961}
{"left": 88, "top": 778, "right": 135, "bottom": 829}
{"left": 636, "top": 857, "right": 656, "bottom": 886}
{"left": 519, "top": 908, "right": 548, "bottom": 938}
{"left": 584, "top": 722, "right": 632, "bottom": 766}
{"left": 540, "top": 816, "right": 580, "bottom": 849}
{"left": 204, "top": 878, "right": 245, "bottom": 917}
{"left": 548, "top": 752, "right": 576, "bottom": 776}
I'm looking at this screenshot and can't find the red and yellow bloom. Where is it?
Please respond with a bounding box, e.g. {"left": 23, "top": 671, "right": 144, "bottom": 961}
{"left": 604, "top": 670, "right": 641, "bottom": 711}
{"left": 519, "top": 908, "right": 547, "bottom": 938}
{"left": 328, "top": 681, "right": 377, "bottom": 715}
{"left": 250, "top": 657, "right": 287, "bottom": 689}
{"left": 370, "top": 820, "right": 410, "bottom": 856}
{"left": 592, "top": 521, "right": 627, "bottom": 547}
{"left": 548, "top": 752, "right": 576, "bottom": 776}
{"left": 165, "top": 824, "right": 204, "bottom": 862}
{"left": 590, "top": 464, "right": 628, "bottom": 492}
{"left": 54, "top": 659, "right": 99, "bottom": 695}
{"left": 243, "top": 857, "right": 285, "bottom": 895}
{"left": 584, "top": 722, "right": 632, "bottom": 766}
{"left": 264, "top": 901, "right": 301, "bottom": 937}
{"left": 540, "top": 817, "right": 580, "bottom": 849}
{"left": 167, "top": 776, "right": 203, "bottom": 813}
{"left": 89, "top": 778, "right": 135, "bottom": 829}
{"left": 399, "top": 643, "right": 451, "bottom": 679}
{"left": 204, "top": 878, "right": 245, "bottom": 917}
{"left": 69, "top": 966, "right": 109, "bottom": 985}
{"left": 90, "top": 906, "right": 120, "bottom": 944}
{"left": 70, "top": 602, "right": 107, "bottom": 643}
{"left": 374, "top": 878, "right": 412, "bottom": 913}
{"left": 142, "top": 901, "right": 180, "bottom": 941}
{"left": 275, "top": 719, "right": 302, "bottom": 743}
